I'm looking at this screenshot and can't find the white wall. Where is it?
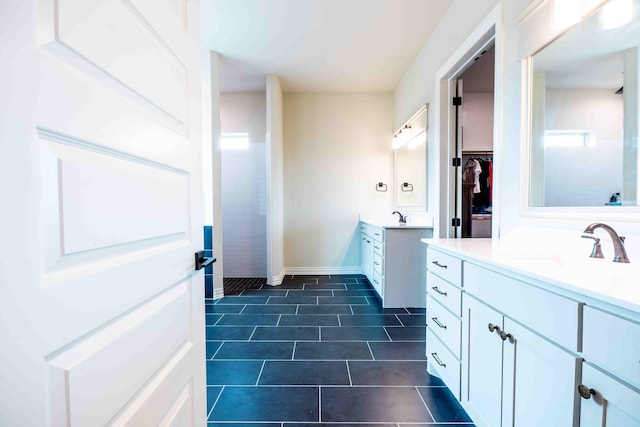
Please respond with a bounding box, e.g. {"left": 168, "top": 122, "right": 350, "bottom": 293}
{"left": 394, "top": 0, "right": 498, "bottom": 238}
{"left": 461, "top": 93, "right": 494, "bottom": 151}
{"left": 220, "top": 93, "right": 267, "bottom": 277}
{"left": 283, "top": 93, "right": 394, "bottom": 273}
{"left": 266, "top": 75, "right": 285, "bottom": 284}
{"left": 543, "top": 89, "right": 623, "bottom": 207}
{"left": 394, "top": 0, "right": 498, "bottom": 131}
{"left": 201, "top": 50, "right": 224, "bottom": 299}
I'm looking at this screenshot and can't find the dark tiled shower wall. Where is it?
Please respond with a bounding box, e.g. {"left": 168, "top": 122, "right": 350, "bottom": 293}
{"left": 204, "top": 225, "right": 214, "bottom": 299}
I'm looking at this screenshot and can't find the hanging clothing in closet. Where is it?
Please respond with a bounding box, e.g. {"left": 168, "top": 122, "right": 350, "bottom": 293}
{"left": 464, "top": 156, "right": 492, "bottom": 214}
{"left": 462, "top": 160, "right": 476, "bottom": 238}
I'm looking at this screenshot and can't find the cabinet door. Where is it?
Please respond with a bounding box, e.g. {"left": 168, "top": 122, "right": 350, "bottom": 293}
{"left": 502, "top": 319, "right": 579, "bottom": 427}
{"left": 579, "top": 363, "right": 640, "bottom": 427}
{"left": 463, "top": 295, "right": 504, "bottom": 427}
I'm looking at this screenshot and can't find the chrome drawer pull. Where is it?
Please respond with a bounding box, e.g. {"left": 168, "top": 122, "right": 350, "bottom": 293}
{"left": 431, "top": 352, "right": 446, "bottom": 368}
{"left": 431, "top": 286, "right": 447, "bottom": 296}
{"left": 374, "top": 245, "right": 381, "bottom": 250}
{"left": 432, "top": 261, "right": 448, "bottom": 269}
{"left": 432, "top": 317, "right": 447, "bottom": 329}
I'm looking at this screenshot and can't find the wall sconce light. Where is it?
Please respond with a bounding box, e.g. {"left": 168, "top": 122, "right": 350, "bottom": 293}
{"left": 376, "top": 182, "right": 388, "bottom": 192}
{"left": 392, "top": 125, "right": 412, "bottom": 150}
{"left": 401, "top": 182, "right": 414, "bottom": 192}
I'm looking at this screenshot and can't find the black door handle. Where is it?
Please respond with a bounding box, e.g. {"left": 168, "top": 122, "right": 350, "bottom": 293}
{"left": 195, "top": 250, "right": 216, "bottom": 271}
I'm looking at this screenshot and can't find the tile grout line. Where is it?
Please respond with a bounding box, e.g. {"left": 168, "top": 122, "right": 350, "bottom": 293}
{"left": 210, "top": 341, "right": 225, "bottom": 359}
{"left": 255, "top": 360, "right": 267, "bottom": 385}
{"left": 248, "top": 326, "right": 257, "bottom": 340}
{"left": 366, "top": 341, "right": 376, "bottom": 360}
{"left": 318, "top": 386, "right": 322, "bottom": 423}
{"left": 345, "top": 360, "right": 353, "bottom": 386}
{"left": 206, "top": 384, "right": 224, "bottom": 420}
{"left": 395, "top": 314, "right": 405, "bottom": 327}
{"left": 292, "top": 341, "right": 297, "bottom": 360}
{"left": 382, "top": 326, "right": 393, "bottom": 341}
{"left": 415, "top": 385, "right": 437, "bottom": 423}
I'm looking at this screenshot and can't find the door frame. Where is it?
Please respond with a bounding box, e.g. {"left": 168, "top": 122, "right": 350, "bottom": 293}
{"left": 434, "top": 5, "right": 502, "bottom": 238}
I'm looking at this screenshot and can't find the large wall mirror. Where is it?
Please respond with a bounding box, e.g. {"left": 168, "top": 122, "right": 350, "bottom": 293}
{"left": 394, "top": 104, "right": 428, "bottom": 210}
{"left": 527, "top": 0, "right": 640, "bottom": 208}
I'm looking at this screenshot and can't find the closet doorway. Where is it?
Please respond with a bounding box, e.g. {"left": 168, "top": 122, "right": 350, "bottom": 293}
{"left": 436, "top": 9, "right": 499, "bottom": 239}
{"left": 458, "top": 45, "right": 495, "bottom": 238}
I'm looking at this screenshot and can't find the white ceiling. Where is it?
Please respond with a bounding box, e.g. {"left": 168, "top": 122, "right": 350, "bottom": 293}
{"left": 200, "top": 0, "right": 453, "bottom": 92}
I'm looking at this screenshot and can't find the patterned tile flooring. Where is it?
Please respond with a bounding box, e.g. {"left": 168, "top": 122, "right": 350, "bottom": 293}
{"left": 206, "top": 274, "right": 474, "bottom": 426}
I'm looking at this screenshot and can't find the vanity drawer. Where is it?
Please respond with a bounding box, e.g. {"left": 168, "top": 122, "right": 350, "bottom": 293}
{"left": 583, "top": 306, "right": 640, "bottom": 388}
{"left": 427, "top": 328, "right": 461, "bottom": 399}
{"left": 371, "top": 270, "right": 383, "bottom": 296}
{"left": 427, "top": 271, "right": 462, "bottom": 317}
{"left": 426, "top": 248, "right": 462, "bottom": 286}
{"left": 372, "top": 240, "right": 384, "bottom": 258}
{"left": 368, "top": 225, "right": 384, "bottom": 243}
{"left": 373, "top": 252, "right": 383, "bottom": 276}
{"left": 464, "top": 263, "right": 580, "bottom": 351}
{"left": 427, "top": 295, "right": 462, "bottom": 359}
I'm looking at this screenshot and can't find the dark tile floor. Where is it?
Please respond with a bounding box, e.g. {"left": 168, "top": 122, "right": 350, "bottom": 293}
{"left": 206, "top": 275, "right": 474, "bottom": 426}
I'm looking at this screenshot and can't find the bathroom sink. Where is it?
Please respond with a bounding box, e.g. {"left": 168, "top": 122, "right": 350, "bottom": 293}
{"left": 492, "top": 251, "right": 638, "bottom": 306}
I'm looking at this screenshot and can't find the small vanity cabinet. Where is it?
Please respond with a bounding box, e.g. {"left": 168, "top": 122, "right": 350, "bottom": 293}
{"left": 359, "top": 220, "right": 432, "bottom": 308}
{"left": 423, "top": 240, "right": 640, "bottom": 427}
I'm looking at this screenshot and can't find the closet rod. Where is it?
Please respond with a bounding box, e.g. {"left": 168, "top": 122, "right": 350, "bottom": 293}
{"left": 462, "top": 150, "right": 493, "bottom": 155}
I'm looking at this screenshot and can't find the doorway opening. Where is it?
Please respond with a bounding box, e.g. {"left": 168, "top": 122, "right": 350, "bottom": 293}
{"left": 436, "top": 10, "right": 499, "bottom": 239}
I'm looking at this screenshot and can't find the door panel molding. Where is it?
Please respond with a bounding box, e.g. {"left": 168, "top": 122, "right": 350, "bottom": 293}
{"left": 46, "top": 281, "right": 192, "bottom": 426}
{"left": 37, "top": 0, "right": 188, "bottom": 130}
{"left": 39, "top": 128, "right": 189, "bottom": 274}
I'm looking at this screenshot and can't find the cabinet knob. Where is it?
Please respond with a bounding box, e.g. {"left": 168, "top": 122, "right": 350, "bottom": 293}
{"left": 499, "top": 330, "right": 512, "bottom": 341}
{"left": 488, "top": 323, "right": 498, "bottom": 333}
{"left": 578, "top": 384, "right": 596, "bottom": 400}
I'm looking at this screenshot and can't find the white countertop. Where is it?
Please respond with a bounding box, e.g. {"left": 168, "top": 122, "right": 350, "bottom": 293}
{"left": 422, "top": 238, "right": 640, "bottom": 314}
{"left": 360, "top": 215, "right": 433, "bottom": 229}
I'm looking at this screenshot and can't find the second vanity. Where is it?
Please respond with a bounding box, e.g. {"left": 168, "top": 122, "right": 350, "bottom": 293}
{"left": 422, "top": 238, "right": 640, "bottom": 427}
{"left": 360, "top": 216, "right": 433, "bottom": 307}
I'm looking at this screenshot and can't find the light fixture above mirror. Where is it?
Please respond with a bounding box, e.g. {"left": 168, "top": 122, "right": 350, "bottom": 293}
{"left": 394, "top": 104, "right": 428, "bottom": 211}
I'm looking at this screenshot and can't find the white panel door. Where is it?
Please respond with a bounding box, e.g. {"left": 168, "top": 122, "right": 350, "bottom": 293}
{"left": 579, "top": 364, "right": 640, "bottom": 427}
{"left": 462, "top": 295, "right": 504, "bottom": 427}
{"left": 0, "top": 0, "right": 206, "bottom": 426}
{"left": 502, "top": 319, "right": 579, "bottom": 427}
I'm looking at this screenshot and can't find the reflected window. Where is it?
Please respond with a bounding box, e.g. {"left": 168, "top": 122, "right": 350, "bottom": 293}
{"left": 544, "top": 130, "right": 595, "bottom": 147}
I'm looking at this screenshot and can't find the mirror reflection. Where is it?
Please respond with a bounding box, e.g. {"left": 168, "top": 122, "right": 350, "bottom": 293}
{"left": 529, "top": 0, "right": 640, "bottom": 207}
{"left": 395, "top": 105, "right": 427, "bottom": 210}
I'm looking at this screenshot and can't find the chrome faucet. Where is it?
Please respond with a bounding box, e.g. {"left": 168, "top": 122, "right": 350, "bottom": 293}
{"left": 392, "top": 211, "right": 407, "bottom": 224}
{"left": 582, "top": 223, "right": 630, "bottom": 263}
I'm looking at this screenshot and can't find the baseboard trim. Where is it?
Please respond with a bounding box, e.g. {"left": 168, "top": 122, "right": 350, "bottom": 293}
{"left": 212, "top": 287, "right": 225, "bottom": 300}
{"left": 267, "top": 269, "right": 285, "bottom": 286}
{"left": 283, "top": 266, "right": 363, "bottom": 276}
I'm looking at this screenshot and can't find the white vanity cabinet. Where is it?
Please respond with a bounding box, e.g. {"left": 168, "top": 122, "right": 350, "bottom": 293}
{"left": 360, "top": 220, "right": 432, "bottom": 307}
{"left": 461, "top": 263, "right": 580, "bottom": 427}
{"left": 578, "top": 307, "right": 640, "bottom": 426}
{"left": 422, "top": 242, "right": 632, "bottom": 427}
